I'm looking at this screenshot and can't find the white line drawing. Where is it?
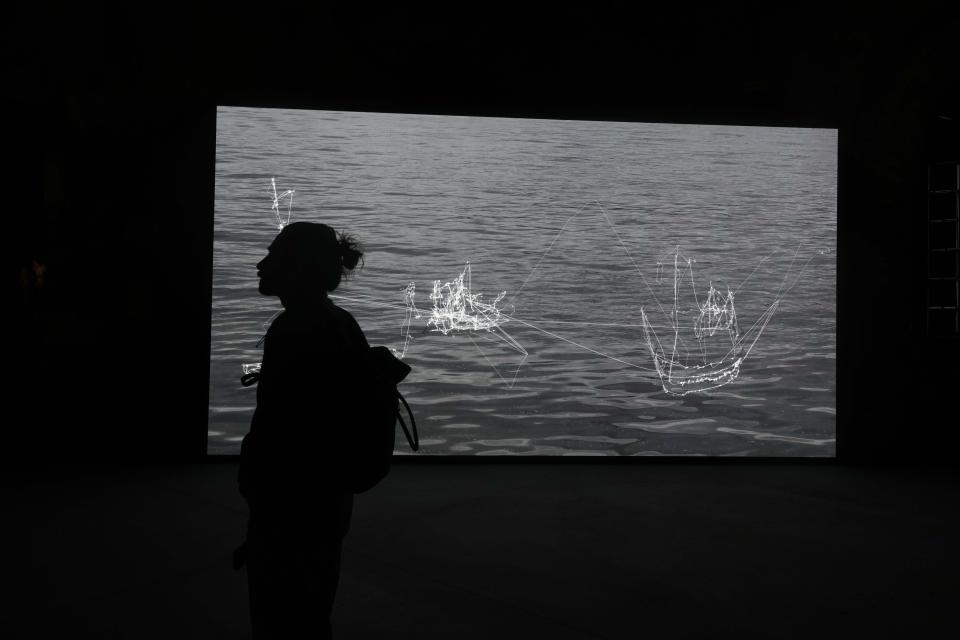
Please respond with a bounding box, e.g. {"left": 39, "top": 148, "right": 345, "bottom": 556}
{"left": 270, "top": 177, "right": 296, "bottom": 231}
{"left": 640, "top": 246, "right": 780, "bottom": 395}
{"left": 427, "top": 263, "right": 511, "bottom": 334}
{"left": 251, "top": 190, "right": 829, "bottom": 397}
{"left": 391, "top": 282, "right": 420, "bottom": 358}
{"left": 422, "top": 263, "right": 528, "bottom": 387}
{"left": 338, "top": 264, "right": 530, "bottom": 386}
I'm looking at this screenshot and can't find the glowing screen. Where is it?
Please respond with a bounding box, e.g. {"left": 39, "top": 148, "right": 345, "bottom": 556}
{"left": 210, "top": 106, "right": 836, "bottom": 456}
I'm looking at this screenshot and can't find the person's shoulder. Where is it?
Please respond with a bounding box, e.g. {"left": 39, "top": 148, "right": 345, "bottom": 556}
{"left": 331, "top": 303, "right": 358, "bottom": 324}
{"left": 331, "top": 303, "right": 369, "bottom": 346}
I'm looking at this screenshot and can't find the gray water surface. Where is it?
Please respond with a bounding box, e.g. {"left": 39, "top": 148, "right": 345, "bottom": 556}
{"left": 209, "top": 107, "right": 836, "bottom": 456}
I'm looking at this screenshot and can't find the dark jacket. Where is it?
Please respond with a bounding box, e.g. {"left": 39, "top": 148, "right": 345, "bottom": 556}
{"left": 239, "top": 296, "right": 369, "bottom": 506}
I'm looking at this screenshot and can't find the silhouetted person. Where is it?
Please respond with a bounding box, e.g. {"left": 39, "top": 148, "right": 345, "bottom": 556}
{"left": 238, "top": 222, "right": 366, "bottom": 639}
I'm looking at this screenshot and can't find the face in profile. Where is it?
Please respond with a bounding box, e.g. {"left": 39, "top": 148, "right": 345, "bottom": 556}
{"left": 256, "top": 242, "right": 287, "bottom": 297}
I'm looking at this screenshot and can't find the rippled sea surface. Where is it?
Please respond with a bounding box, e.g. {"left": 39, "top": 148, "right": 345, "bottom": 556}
{"left": 209, "top": 107, "right": 836, "bottom": 456}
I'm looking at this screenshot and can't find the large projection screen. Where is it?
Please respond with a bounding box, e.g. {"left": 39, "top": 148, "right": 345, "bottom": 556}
{"left": 209, "top": 106, "right": 836, "bottom": 456}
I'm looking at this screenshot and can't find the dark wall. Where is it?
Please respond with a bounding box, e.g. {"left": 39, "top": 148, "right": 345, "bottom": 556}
{"left": 9, "top": 5, "right": 958, "bottom": 464}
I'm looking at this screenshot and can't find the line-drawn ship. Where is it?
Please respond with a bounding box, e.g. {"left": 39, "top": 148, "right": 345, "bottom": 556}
{"left": 420, "top": 262, "right": 528, "bottom": 385}
{"left": 427, "top": 262, "right": 512, "bottom": 335}
{"left": 640, "top": 247, "right": 779, "bottom": 395}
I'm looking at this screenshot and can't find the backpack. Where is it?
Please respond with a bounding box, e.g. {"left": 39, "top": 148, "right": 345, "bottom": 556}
{"left": 239, "top": 305, "right": 418, "bottom": 494}
{"left": 344, "top": 345, "right": 419, "bottom": 493}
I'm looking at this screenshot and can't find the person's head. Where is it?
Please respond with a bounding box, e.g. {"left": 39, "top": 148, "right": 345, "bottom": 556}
{"left": 256, "top": 222, "right": 363, "bottom": 303}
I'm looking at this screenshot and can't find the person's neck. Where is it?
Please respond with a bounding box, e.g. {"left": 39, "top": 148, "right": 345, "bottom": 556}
{"left": 280, "top": 291, "right": 329, "bottom": 311}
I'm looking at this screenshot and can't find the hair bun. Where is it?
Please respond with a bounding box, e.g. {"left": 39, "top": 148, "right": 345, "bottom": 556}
{"left": 337, "top": 232, "right": 364, "bottom": 271}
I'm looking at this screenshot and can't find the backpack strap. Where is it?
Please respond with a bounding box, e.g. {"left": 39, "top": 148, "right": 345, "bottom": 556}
{"left": 396, "top": 391, "right": 419, "bottom": 451}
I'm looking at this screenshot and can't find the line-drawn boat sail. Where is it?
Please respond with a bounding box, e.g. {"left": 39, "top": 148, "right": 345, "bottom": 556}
{"left": 640, "top": 247, "right": 779, "bottom": 395}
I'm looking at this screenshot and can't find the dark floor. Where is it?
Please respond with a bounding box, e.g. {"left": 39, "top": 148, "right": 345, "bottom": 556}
{"left": 3, "top": 461, "right": 957, "bottom": 639}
